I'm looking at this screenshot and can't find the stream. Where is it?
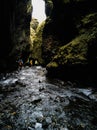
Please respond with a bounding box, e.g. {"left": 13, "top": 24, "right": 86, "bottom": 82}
{"left": 0, "top": 66, "right": 97, "bottom": 130}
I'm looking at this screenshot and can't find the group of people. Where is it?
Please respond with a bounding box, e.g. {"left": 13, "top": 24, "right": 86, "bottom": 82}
{"left": 17, "top": 58, "right": 35, "bottom": 70}
{"left": 16, "top": 54, "right": 39, "bottom": 70}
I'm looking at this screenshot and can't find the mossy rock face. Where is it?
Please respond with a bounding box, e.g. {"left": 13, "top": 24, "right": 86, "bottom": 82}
{"left": 47, "top": 12, "right": 97, "bottom": 67}
{"left": 0, "top": 0, "right": 32, "bottom": 72}
{"left": 44, "top": 8, "right": 97, "bottom": 82}
{"left": 30, "top": 18, "right": 39, "bottom": 31}
{"left": 46, "top": 62, "right": 59, "bottom": 69}
{"left": 42, "top": 35, "right": 60, "bottom": 64}
{"left": 8, "top": 0, "right": 32, "bottom": 65}
{"left": 30, "top": 26, "right": 36, "bottom": 43}
{"left": 53, "top": 36, "right": 88, "bottom": 65}
{"left": 31, "top": 21, "right": 46, "bottom": 64}
{"left": 30, "top": 18, "right": 39, "bottom": 44}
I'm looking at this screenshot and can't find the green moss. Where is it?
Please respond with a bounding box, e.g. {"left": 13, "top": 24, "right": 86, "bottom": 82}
{"left": 30, "top": 18, "right": 39, "bottom": 43}
{"left": 53, "top": 34, "right": 88, "bottom": 65}
{"left": 30, "top": 26, "right": 36, "bottom": 43}
{"left": 63, "top": 0, "right": 70, "bottom": 4}
{"left": 50, "top": 12, "right": 97, "bottom": 66}
{"left": 42, "top": 0, "right": 97, "bottom": 69}
{"left": 47, "top": 62, "right": 59, "bottom": 68}
{"left": 30, "top": 18, "right": 39, "bottom": 31}
{"left": 31, "top": 21, "right": 46, "bottom": 64}
{"left": 27, "top": 0, "right": 32, "bottom": 14}
{"left": 77, "top": 13, "right": 97, "bottom": 34}
{"left": 63, "top": 0, "right": 85, "bottom": 4}
{"left": 82, "top": 14, "right": 95, "bottom": 25}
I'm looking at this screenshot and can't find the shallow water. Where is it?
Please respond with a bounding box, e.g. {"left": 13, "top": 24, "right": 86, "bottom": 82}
{"left": 0, "top": 66, "right": 97, "bottom": 130}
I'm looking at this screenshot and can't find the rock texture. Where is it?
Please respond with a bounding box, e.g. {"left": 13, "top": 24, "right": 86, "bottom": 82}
{"left": 31, "top": 21, "right": 46, "bottom": 65}
{"left": 41, "top": 0, "right": 97, "bottom": 82}
{"left": 0, "top": 0, "right": 32, "bottom": 72}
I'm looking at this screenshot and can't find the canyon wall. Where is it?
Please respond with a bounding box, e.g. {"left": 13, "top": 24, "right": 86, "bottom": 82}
{"left": 0, "top": 0, "right": 32, "bottom": 71}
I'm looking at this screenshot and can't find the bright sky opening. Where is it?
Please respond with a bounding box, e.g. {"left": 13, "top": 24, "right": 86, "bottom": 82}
{"left": 31, "top": 0, "right": 46, "bottom": 24}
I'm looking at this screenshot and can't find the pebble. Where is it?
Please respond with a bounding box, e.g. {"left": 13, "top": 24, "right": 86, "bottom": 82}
{"left": 46, "top": 117, "right": 52, "bottom": 124}
{"left": 35, "top": 123, "right": 42, "bottom": 129}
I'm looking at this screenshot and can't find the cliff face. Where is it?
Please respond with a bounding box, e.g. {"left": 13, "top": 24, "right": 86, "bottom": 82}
{"left": 31, "top": 21, "right": 46, "bottom": 65}
{"left": 41, "top": 0, "right": 97, "bottom": 81}
{"left": 0, "top": 0, "right": 32, "bottom": 72}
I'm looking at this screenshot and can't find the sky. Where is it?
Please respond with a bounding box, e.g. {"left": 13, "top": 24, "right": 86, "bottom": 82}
{"left": 31, "top": 0, "right": 46, "bottom": 24}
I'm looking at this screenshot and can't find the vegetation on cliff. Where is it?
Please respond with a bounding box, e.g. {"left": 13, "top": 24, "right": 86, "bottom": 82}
{"left": 30, "top": 18, "right": 39, "bottom": 43}
{"left": 47, "top": 12, "right": 97, "bottom": 68}
{"left": 31, "top": 21, "right": 46, "bottom": 64}
{"left": 38, "top": 0, "right": 97, "bottom": 82}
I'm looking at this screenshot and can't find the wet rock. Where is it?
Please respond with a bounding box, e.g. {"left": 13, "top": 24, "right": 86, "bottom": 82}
{"left": 35, "top": 122, "right": 42, "bottom": 129}
{"left": 78, "top": 88, "right": 92, "bottom": 96}
{"left": 31, "top": 98, "right": 42, "bottom": 104}
{"left": 61, "top": 128, "right": 68, "bottom": 130}
{"left": 63, "top": 98, "right": 70, "bottom": 107}
{"left": 45, "top": 117, "right": 52, "bottom": 124}
{"left": 28, "top": 126, "right": 34, "bottom": 130}
{"left": 0, "top": 67, "right": 97, "bottom": 130}
{"left": 39, "top": 86, "right": 45, "bottom": 92}
{"left": 89, "top": 93, "right": 97, "bottom": 101}
{"left": 39, "top": 80, "right": 41, "bottom": 83}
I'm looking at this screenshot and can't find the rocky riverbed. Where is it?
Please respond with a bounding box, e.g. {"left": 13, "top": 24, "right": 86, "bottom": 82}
{"left": 0, "top": 66, "right": 97, "bottom": 130}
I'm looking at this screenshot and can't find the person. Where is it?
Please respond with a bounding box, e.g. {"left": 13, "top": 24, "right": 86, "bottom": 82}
{"left": 18, "top": 59, "right": 23, "bottom": 70}
{"left": 29, "top": 59, "right": 33, "bottom": 66}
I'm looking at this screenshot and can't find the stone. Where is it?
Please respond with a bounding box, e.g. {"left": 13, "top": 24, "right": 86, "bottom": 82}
{"left": 35, "top": 123, "right": 42, "bottom": 129}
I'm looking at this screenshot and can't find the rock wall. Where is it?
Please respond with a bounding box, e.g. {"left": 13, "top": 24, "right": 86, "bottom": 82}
{"left": 41, "top": 0, "right": 97, "bottom": 82}
{"left": 0, "top": 0, "right": 32, "bottom": 72}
